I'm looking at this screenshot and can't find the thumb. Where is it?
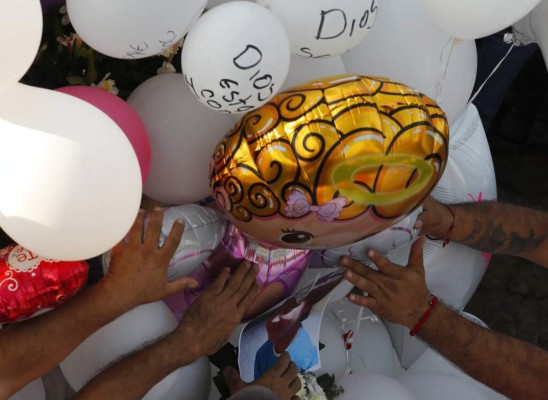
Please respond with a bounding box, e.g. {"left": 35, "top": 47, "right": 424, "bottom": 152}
{"left": 408, "top": 237, "right": 426, "bottom": 273}
{"left": 165, "top": 276, "right": 198, "bottom": 296}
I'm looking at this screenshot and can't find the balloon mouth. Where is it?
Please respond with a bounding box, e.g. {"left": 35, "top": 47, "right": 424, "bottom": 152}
{"left": 332, "top": 155, "right": 435, "bottom": 206}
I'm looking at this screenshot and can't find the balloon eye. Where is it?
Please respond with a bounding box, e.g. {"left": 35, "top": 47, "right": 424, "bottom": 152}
{"left": 280, "top": 229, "right": 314, "bottom": 244}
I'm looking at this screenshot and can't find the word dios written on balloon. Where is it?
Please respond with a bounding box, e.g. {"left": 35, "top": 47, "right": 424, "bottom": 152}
{"left": 184, "top": 44, "right": 277, "bottom": 113}
{"left": 301, "top": 1, "right": 378, "bottom": 58}
{"left": 258, "top": 0, "right": 378, "bottom": 59}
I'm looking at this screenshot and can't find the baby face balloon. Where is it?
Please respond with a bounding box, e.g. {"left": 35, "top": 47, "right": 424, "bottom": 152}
{"left": 211, "top": 75, "right": 449, "bottom": 248}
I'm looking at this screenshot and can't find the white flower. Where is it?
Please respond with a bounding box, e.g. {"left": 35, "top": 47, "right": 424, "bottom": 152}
{"left": 59, "top": 5, "right": 70, "bottom": 26}
{"left": 93, "top": 73, "right": 119, "bottom": 96}
{"left": 158, "top": 39, "right": 184, "bottom": 58}
{"left": 296, "top": 372, "right": 328, "bottom": 400}
{"left": 156, "top": 61, "right": 176, "bottom": 75}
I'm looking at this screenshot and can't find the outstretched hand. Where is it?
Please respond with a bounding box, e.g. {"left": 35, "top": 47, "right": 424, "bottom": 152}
{"left": 224, "top": 352, "right": 301, "bottom": 400}
{"left": 341, "top": 238, "right": 432, "bottom": 329}
{"left": 177, "top": 261, "right": 261, "bottom": 358}
{"left": 103, "top": 208, "right": 198, "bottom": 309}
{"left": 414, "top": 196, "right": 453, "bottom": 238}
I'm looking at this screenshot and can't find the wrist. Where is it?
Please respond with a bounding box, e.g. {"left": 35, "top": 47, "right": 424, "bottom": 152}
{"left": 409, "top": 295, "right": 439, "bottom": 336}
{"left": 172, "top": 324, "right": 203, "bottom": 362}
{"left": 426, "top": 205, "right": 455, "bottom": 247}
{"left": 95, "top": 277, "right": 139, "bottom": 314}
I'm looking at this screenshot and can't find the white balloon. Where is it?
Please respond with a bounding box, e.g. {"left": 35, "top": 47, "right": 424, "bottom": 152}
{"left": 384, "top": 103, "right": 497, "bottom": 369}
{"left": 103, "top": 204, "right": 228, "bottom": 280}
{"left": 384, "top": 321, "right": 429, "bottom": 369}
{"left": 423, "top": 103, "right": 497, "bottom": 309}
{"left": 336, "top": 373, "right": 414, "bottom": 400}
{"left": 181, "top": 1, "right": 291, "bottom": 114}
{"left": 322, "top": 299, "right": 395, "bottom": 377}
{"left": 0, "top": 84, "right": 141, "bottom": 261}
{"left": 127, "top": 73, "right": 234, "bottom": 204}
{"left": 66, "top": 0, "right": 207, "bottom": 59}
{"left": 397, "top": 372, "right": 488, "bottom": 400}
{"left": 281, "top": 55, "right": 346, "bottom": 91}
{"left": 60, "top": 302, "right": 199, "bottom": 399}
{"left": 9, "top": 378, "right": 45, "bottom": 400}
{"left": 342, "top": 0, "right": 477, "bottom": 125}
{"left": 420, "top": 0, "right": 542, "bottom": 40}
{"left": 409, "top": 347, "right": 507, "bottom": 400}
{"left": 144, "top": 357, "right": 211, "bottom": 400}
{"left": 311, "top": 207, "right": 421, "bottom": 269}
{"left": 159, "top": 205, "right": 227, "bottom": 280}
{"left": 512, "top": 1, "right": 548, "bottom": 68}
{"left": 42, "top": 366, "right": 75, "bottom": 400}
{"left": 208, "top": 0, "right": 252, "bottom": 7}
{"left": 0, "top": 0, "right": 42, "bottom": 93}
{"left": 316, "top": 311, "right": 348, "bottom": 381}
{"left": 256, "top": 0, "right": 378, "bottom": 58}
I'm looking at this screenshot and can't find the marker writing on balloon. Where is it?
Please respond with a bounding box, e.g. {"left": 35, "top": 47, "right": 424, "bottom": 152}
{"left": 127, "top": 41, "right": 149, "bottom": 59}
{"left": 159, "top": 30, "right": 177, "bottom": 48}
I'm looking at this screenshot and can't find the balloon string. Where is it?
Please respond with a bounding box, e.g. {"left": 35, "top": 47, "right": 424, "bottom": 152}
{"left": 436, "top": 38, "right": 456, "bottom": 104}
{"left": 469, "top": 44, "right": 515, "bottom": 104}
{"left": 345, "top": 302, "right": 365, "bottom": 376}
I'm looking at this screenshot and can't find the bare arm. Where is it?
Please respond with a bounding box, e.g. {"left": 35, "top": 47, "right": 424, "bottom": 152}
{"left": 418, "top": 302, "right": 548, "bottom": 400}
{"left": 417, "top": 196, "right": 548, "bottom": 266}
{"left": 341, "top": 239, "right": 548, "bottom": 400}
{"left": 75, "top": 263, "right": 265, "bottom": 400}
{"left": 0, "top": 209, "right": 196, "bottom": 398}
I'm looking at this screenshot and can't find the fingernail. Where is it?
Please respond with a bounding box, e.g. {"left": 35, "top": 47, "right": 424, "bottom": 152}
{"left": 349, "top": 294, "right": 356, "bottom": 301}
{"left": 176, "top": 218, "right": 184, "bottom": 224}
{"left": 367, "top": 250, "right": 375, "bottom": 258}
{"left": 252, "top": 263, "right": 259, "bottom": 272}
{"left": 345, "top": 270, "right": 353, "bottom": 279}
{"left": 154, "top": 207, "right": 163, "bottom": 212}
{"left": 340, "top": 257, "right": 348, "bottom": 266}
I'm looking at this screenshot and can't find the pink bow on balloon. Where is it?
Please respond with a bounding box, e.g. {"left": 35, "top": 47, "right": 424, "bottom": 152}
{"left": 284, "top": 191, "right": 346, "bottom": 222}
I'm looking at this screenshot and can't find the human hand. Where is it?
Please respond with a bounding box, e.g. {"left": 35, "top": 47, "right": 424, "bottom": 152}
{"left": 414, "top": 196, "right": 453, "bottom": 238}
{"left": 341, "top": 238, "right": 432, "bottom": 329}
{"left": 103, "top": 208, "right": 198, "bottom": 310}
{"left": 224, "top": 352, "right": 301, "bottom": 400}
{"left": 176, "top": 261, "right": 260, "bottom": 358}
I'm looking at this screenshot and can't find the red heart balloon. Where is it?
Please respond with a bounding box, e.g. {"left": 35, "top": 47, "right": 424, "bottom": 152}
{"left": 0, "top": 244, "right": 88, "bottom": 323}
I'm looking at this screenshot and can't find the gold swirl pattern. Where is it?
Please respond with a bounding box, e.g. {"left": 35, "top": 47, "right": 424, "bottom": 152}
{"left": 210, "top": 75, "right": 449, "bottom": 248}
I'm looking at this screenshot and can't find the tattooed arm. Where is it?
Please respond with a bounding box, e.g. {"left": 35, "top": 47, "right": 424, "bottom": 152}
{"left": 416, "top": 197, "right": 548, "bottom": 267}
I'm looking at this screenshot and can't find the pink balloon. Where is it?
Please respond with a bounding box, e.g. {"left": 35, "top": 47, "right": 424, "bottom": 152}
{"left": 56, "top": 86, "right": 151, "bottom": 183}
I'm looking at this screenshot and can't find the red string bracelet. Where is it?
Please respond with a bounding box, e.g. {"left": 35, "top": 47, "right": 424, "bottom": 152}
{"left": 409, "top": 295, "right": 439, "bottom": 336}
{"left": 426, "top": 204, "right": 456, "bottom": 247}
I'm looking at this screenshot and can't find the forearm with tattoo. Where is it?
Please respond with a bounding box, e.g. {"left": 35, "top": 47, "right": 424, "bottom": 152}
{"left": 418, "top": 304, "right": 548, "bottom": 400}
{"left": 451, "top": 202, "right": 547, "bottom": 266}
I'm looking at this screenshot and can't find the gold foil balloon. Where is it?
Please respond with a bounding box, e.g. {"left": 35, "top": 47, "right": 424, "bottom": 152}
{"left": 210, "top": 75, "right": 449, "bottom": 248}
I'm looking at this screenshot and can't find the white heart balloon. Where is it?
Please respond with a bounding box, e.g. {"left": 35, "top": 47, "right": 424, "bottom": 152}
{"left": 0, "top": 84, "right": 141, "bottom": 261}
{"left": 66, "top": 0, "right": 207, "bottom": 59}
{"left": 0, "top": 0, "right": 43, "bottom": 93}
